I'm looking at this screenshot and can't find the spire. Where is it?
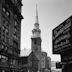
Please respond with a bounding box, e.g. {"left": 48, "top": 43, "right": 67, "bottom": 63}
{"left": 31, "top": 4, "right": 41, "bottom": 38}
{"left": 36, "top": 4, "right": 38, "bottom": 23}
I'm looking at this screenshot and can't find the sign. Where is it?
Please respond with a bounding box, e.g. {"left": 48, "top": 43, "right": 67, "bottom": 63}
{"left": 61, "top": 54, "right": 72, "bottom": 62}
{"left": 56, "top": 62, "right": 66, "bottom": 69}
{"left": 52, "top": 16, "right": 72, "bottom": 54}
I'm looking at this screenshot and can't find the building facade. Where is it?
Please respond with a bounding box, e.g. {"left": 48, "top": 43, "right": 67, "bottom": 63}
{"left": 0, "top": 0, "right": 23, "bottom": 72}
{"left": 28, "top": 51, "right": 39, "bottom": 72}
{"left": 20, "top": 49, "right": 32, "bottom": 72}
{"left": 52, "top": 16, "right": 72, "bottom": 72}
{"left": 20, "top": 48, "right": 39, "bottom": 72}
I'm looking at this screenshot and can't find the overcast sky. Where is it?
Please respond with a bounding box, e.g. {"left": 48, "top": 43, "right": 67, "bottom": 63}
{"left": 21, "top": 0, "right": 72, "bottom": 61}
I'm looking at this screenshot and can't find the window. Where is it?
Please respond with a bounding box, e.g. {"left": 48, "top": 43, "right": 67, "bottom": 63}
{"left": 2, "top": 45, "right": 4, "bottom": 49}
{"left": 2, "top": 26, "right": 5, "bottom": 30}
{"left": 4, "top": 19, "right": 9, "bottom": 27}
{"left": 1, "top": 55, "right": 8, "bottom": 62}
{"left": 2, "top": 37, "right": 5, "bottom": 43}
{"left": 5, "top": 46, "right": 8, "bottom": 50}
{"left": 15, "top": 21, "right": 17, "bottom": 26}
{"left": 0, "top": 27, "right": 1, "bottom": 30}
{"left": 14, "top": 21, "right": 18, "bottom": 32}
{"left": 3, "top": 29, "right": 5, "bottom": 33}
{"left": 15, "top": 0, "right": 17, "bottom": 2}
{"left": 2, "top": 17, "right": 9, "bottom": 38}
{"left": 5, "top": 28, "right": 8, "bottom": 33}
{"left": 0, "top": 27, "right": 1, "bottom": 35}
{"left": 15, "top": 28, "right": 17, "bottom": 32}
{"left": 0, "top": 36, "right": 1, "bottom": 39}
{"left": 2, "top": 25, "right": 9, "bottom": 36}
{"left": 6, "top": 11, "right": 10, "bottom": 17}
{"left": 13, "top": 33, "right": 17, "bottom": 39}
{"left": 13, "top": 40, "right": 18, "bottom": 47}
{"left": 8, "top": 49, "right": 12, "bottom": 54}
{"left": 2, "top": 7, "right": 10, "bottom": 17}
{"left": 6, "top": 11, "right": 9, "bottom": 16}
{"left": 2, "top": 34, "right": 5, "bottom": 38}
{"left": 6, "top": 22, "right": 9, "bottom": 27}
{"left": 13, "top": 29, "right": 18, "bottom": 39}
{"left": 14, "top": 35, "right": 17, "bottom": 39}
{"left": 2, "top": 8, "right": 6, "bottom": 12}
{"left": 13, "top": 59, "right": 16, "bottom": 64}
{"left": 6, "top": 37, "right": 9, "bottom": 43}
{"left": 15, "top": 15, "right": 17, "bottom": 19}
{"left": 14, "top": 21, "right": 19, "bottom": 30}
{"left": 3, "top": 19, "right": 5, "bottom": 24}
{"left": 34, "top": 39, "right": 37, "bottom": 44}
{"left": 10, "top": 59, "right": 13, "bottom": 64}
{"left": 0, "top": 55, "right": 1, "bottom": 59}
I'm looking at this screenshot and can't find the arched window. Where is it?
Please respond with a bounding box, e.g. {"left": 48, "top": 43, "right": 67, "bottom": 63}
{"left": 34, "top": 39, "right": 37, "bottom": 44}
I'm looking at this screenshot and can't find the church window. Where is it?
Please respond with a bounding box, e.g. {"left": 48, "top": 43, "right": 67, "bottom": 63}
{"left": 34, "top": 39, "right": 37, "bottom": 44}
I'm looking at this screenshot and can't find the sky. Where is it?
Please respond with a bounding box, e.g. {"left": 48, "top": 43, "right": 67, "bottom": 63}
{"left": 21, "top": 0, "right": 72, "bottom": 61}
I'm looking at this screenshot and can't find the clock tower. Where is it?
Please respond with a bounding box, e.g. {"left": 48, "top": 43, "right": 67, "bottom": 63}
{"left": 31, "top": 4, "right": 42, "bottom": 52}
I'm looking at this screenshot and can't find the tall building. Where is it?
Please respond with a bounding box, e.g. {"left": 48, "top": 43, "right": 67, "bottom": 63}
{"left": 0, "top": 0, "right": 23, "bottom": 72}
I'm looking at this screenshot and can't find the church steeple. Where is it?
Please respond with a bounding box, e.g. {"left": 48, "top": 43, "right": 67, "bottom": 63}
{"left": 31, "top": 4, "right": 42, "bottom": 52}
{"left": 32, "top": 4, "right": 41, "bottom": 38}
